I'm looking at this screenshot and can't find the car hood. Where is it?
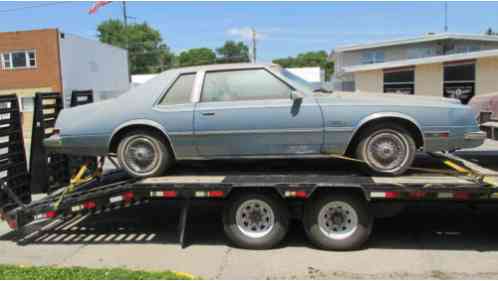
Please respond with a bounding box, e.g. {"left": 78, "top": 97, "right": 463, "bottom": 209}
{"left": 314, "top": 91, "right": 463, "bottom": 107}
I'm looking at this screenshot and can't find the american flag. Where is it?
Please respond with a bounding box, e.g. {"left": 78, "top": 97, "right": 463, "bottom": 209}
{"left": 88, "top": 1, "right": 112, "bottom": 14}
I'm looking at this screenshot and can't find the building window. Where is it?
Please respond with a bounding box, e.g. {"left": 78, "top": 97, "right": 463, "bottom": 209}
{"left": 361, "top": 51, "right": 384, "bottom": 64}
{"left": 383, "top": 68, "right": 415, "bottom": 95}
{"left": 443, "top": 61, "right": 475, "bottom": 104}
{"left": 407, "top": 47, "right": 437, "bottom": 59}
{"left": 447, "top": 45, "right": 480, "bottom": 55}
{"left": 1, "top": 50, "right": 36, "bottom": 70}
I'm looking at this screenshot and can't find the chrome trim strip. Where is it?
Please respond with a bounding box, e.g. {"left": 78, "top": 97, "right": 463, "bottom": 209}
{"left": 464, "top": 131, "right": 487, "bottom": 140}
{"left": 177, "top": 154, "right": 333, "bottom": 160}
{"left": 191, "top": 70, "right": 204, "bottom": 103}
{"left": 197, "top": 102, "right": 317, "bottom": 111}
{"left": 153, "top": 106, "right": 194, "bottom": 113}
{"left": 169, "top": 131, "right": 194, "bottom": 136}
{"left": 108, "top": 119, "right": 177, "bottom": 157}
{"left": 195, "top": 128, "right": 323, "bottom": 136}
{"left": 324, "top": 127, "right": 355, "bottom": 132}
{"left": 345, "top": 112, "right": 425, "bottom": 152}
{"left": 424, "top": 131, "right": 450, "bottom": 138}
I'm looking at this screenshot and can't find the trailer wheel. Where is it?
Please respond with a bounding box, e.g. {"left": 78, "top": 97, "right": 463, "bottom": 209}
{"left": 117, "top": 130, "right": 173, "bottom": 178}
{"left": 223, "top": 193, "right": 289, "bottom": 249}
{"left": 304, "top": 193, "right": 372, "bottom": 251}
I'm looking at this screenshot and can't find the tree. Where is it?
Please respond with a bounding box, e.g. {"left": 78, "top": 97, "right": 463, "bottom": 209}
{"left": 216, "top": 41, "right": 250, "bottom": 63}
{"left": 177, "top": 48, "right": 216, "bottom": 67}
{"left": 97, "top": 19, "right": 174, "bottom": 74}
{"left": 273, "top": 51, "right": 334, "bottom": 81}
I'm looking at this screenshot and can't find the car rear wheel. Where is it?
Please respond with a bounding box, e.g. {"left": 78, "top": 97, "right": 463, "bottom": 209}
{"left": 117, "top": 130, "right": 173, "bottom": 178}
{"left": 355, "top": 123, "right": 416, "bottom": 176}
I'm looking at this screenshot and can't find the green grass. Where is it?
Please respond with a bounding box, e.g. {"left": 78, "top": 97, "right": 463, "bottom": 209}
{"left": 0, "top": 264, "right": 195, "bottom": 280}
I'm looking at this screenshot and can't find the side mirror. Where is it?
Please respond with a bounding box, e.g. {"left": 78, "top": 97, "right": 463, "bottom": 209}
{"left": 291, "top": 90, "right": 304, "bottom": 100}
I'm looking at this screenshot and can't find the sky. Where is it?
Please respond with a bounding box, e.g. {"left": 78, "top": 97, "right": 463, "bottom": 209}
{"left": 1, "top": 1, "right": 498, "bottom": 61}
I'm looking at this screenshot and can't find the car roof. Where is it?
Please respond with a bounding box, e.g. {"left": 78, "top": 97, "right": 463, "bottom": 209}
{"left": 171, "top": 63, "right": 277, "bottom": 74}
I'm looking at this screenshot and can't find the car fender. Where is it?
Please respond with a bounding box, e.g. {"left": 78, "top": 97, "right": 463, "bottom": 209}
{"left": 108, "top": 119, "right": 177, "bottom": 156}
{"left": 346, "top": 112, "right": 425, "bottom": 150}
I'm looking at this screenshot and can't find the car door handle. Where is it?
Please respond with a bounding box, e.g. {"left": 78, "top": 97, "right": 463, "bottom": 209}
{"left": 201, "top": 112, "right": 215, "bottom": 116}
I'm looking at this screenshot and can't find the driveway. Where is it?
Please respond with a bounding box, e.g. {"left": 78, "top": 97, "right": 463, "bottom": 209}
{"left": 2, "top": 202, "right": 498, "bottom": 279}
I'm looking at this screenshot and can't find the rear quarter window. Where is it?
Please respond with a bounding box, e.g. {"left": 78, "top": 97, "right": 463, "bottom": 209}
{"left": 158, "top": 73, "right": 195, "bottom": 105}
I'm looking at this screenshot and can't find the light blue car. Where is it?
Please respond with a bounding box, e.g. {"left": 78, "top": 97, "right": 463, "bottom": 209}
{"left": 45, "top": 63, "right": 486, "bottom": 177}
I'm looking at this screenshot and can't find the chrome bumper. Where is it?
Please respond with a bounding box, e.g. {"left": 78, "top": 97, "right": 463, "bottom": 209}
{"left": 464, "top": 131, "right": 487, "bottom": 141}
{"left": 43, "top": 134, "right": 63, "bottom": 152}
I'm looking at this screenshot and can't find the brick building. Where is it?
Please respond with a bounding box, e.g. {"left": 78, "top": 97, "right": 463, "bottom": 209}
{"left": 0, "top": 28, "right": 130, "bottom": 142}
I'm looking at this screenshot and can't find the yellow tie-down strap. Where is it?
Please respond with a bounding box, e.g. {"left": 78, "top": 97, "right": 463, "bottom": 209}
{"left": 53, "top": 158, "right": 105, "bottom": 210}
{"left": 441, "top": 159, "right": 498, "bottom": 188}
{"left": 327, "top": 153, "right": 498, "bottom": 188}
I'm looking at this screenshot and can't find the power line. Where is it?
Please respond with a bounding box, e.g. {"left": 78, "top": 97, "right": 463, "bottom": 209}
{"left": 0, "top": 2, "right": 70, "bottom": 13}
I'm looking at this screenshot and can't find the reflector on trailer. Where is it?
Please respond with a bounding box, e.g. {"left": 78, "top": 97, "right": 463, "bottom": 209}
{"left": 122, "top": 191, "right": 134, "bottom": 202}
{"left": 110, "top": 192, "right": 134, "bottom": 203}
{"left": 34, "top": 211, "right": 57, "bottom": 220}
{"left": 208, "top": 191, "right": 224, "bottom": 197}
{"left": 150, "top": 191, "right": 177, "bottom": 198}
{"left": 409, "top": 191, "right": 427, "bottom": 199}
{"left": 195, "top": 191, "right": 224, "bottom": 198}
{"left": 454, "top": 192, "right": 470, "bottom": 200}
{"left": 83, "top": 201, "right": 97, "bottom": 209}
{"left": 284, "top": 191, "right": 307, "bottom": 198}
{"left": 195, "top": 191, "right": 206, "bottom": 197}
{"left": 370, "top": 191, "right": 399, "bottom": 199}
{"left": 7, "top": 218, "right": 16, "bottom": 229}
{"left": 437, "top": 192, "right": 453, "bottom": 199}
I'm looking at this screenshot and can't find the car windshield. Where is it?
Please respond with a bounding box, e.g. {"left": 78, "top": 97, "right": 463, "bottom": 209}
{"left": 276, "top": 68, "right": 315, "bottom": 92}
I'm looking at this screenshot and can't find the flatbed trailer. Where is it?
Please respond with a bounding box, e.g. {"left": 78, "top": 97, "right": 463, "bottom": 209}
{"left": 2, "top": 154, "right": 498, "bottom": 251}
{"left": 1, "top": 93, "right": 498, "bottom": 251}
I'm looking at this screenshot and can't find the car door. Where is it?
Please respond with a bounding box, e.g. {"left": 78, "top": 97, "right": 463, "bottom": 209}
{"left": 194, "top": 68, "right": 323, "bottom": 157}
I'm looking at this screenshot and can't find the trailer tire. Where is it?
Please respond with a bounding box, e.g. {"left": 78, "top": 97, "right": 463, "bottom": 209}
{"left": 117, "top": 130, "right": 172, "bottom": 178}
{"left": 304, "top": 193, "right": 372, "bottom": 251}
{"left": 223, "top": 193, "right": 289, "bottom": 249}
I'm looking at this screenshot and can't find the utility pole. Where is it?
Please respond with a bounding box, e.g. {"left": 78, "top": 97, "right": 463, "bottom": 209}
{"left": 122, "top": 1, "right": 128, "bottom": 28}
{"left": 251, "top": 27, "right": 257, "bottom": 63}
{"left": 122, "top": 1, "right": 131, "bottom": 80}
{"left": 444, "top": 2, "right": 448, "bottom": 32}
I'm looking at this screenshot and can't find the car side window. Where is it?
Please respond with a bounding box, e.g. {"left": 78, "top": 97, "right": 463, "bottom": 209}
{"left": 201, "top": 69, "right": 292, "bottom": 102}
{"left": 158, "top": 73, "right": 195, "bottom": 105}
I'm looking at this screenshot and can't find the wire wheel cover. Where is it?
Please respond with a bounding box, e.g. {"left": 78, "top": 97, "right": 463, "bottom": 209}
{"left": 365, "top": 131, "right": 410, "bottom": 172}
{"left": 124, "top": 136, "right": 161, "bottom": 174}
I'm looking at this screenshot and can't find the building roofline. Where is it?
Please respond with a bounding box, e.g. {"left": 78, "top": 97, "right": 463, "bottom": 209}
{"left": 342, "top": 49, "right": 498, "bottom": 73}
{"left": 334, "top": 33, "right": 498, "bottom": 53}
{"left": 0, "top": 28, "right": 58, "bottom": 35}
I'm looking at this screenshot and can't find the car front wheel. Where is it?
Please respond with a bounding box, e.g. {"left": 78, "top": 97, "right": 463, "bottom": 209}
{"left": 117, "top": 130, "right": 172, "bottom": 178}
{"left": 355, "top": 123, "right": 416, "bottom": 176}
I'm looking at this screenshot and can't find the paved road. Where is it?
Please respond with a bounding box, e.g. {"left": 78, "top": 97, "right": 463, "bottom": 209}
{"left": 3, "top": 202, "right": 498, "bottom": 279}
